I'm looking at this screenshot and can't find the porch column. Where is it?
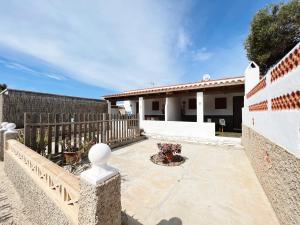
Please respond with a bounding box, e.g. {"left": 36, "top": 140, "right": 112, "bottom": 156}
{"left": 165, "top": 97, "right": 169, "bottom": 121}
{"left": 197, "top": 92, "right": 204, "bottom": 122}
{"left": 139, "top": 97, "right": 144, "bottom": 121}
{"left": 107, "top": 100, "right": 111, "bottom": 114}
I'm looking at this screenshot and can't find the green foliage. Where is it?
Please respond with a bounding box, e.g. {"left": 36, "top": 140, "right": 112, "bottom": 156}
{"left": 245, "top": 0, "right": 300, "bottom": 74}
{"left": 60, "top": 138, "right": 96, "bottom": 153}
{"left": 0, "top": 83, "right": 7, "bottom": 92}
{"left": 36, "top": 131, "right": 48, "bottom": 155}
{"left": 17, "top": 130, "right": 24, "bottom": 144}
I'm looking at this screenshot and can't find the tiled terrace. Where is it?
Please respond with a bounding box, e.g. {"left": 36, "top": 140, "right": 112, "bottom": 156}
{"left": 110, "top": 139, "right": 279, "bottom": 225}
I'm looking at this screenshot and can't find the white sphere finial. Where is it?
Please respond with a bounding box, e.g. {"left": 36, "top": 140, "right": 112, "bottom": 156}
{"left": 81, "top": 143, "right": 118, "bottom": 185}
{"left": 4, "top": 123, "right": 17, "bottom": 135}
{"left": 88, "top": 143, "right": 111, "bottom": 166}
{"left": 1, "top": 122, "right": 8, "bottom": 129}
{"left": 6, "top": 123, "right": 16, "bottom": 131}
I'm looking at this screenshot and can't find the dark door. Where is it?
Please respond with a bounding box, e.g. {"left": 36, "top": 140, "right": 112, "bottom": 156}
{"left": 233, "top": 96, "right": 244, "bottom": 130}
{"left": 136, "top": 102, "right": 139, "bottom": 114}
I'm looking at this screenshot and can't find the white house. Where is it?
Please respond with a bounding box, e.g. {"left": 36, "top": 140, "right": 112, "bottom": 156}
{"left": 104, "top": 75, "right": 245, "bottom": 139}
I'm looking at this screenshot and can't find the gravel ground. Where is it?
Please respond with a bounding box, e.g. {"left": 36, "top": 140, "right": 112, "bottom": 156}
{"left": 0, "top": 162, "right": 33, "bottom": 225}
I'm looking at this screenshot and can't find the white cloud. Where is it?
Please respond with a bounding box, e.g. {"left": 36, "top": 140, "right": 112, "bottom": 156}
{"left": 192, "top": 48, "right": 213, "bottom": 61}
{"left": 0, "top": 59, "right": 66, "bottom": 80}
{"left": 45, "top": 74, "right": 65, "bottom": 81}
{"left": 177, "top": 29, "right": 192, "bottom": 52}
{"left": 0, "top": 0, "right": 190, "bottom": 90}
{"left": 5, "top": 62, "right": 36, "bottom": 73}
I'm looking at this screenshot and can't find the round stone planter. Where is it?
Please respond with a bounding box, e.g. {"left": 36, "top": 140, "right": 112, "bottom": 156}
{"left": 64, "top": 150, "right": 82, "bottom": 164}
{"left": 150, "top": 154, "right": 185, "bottom": 167}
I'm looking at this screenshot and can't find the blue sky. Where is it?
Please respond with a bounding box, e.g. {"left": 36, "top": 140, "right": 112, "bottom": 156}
{"left": 0, "top": 0, "right": 283, "bottom": 98}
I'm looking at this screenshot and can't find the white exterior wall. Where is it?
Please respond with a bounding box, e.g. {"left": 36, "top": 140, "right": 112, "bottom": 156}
{"left": 144, "top": 98, "right": 165, "bottom": 115}
{"left": 179, "top": 95, "right": 197, "bottom": 115}
{"left": 165, "top": 97, "right": 181, "bottom": 121}
{"left": 204, "top": 92, "right": 244, "bottom": 115}
{"left": 140, "top": 120, "right": 215, "bottom": 138}
{"left": 245, "top": 61, "right": 260, "bottom": 94}
{"left": 197, "top": 92, "right": 203, "bottom": 122}
{"left": 243, "top": 43, "right": 300, "bottom": 158}
{"left": 139, "top": 97, "right": 144, "bottom": 122}
{"left": 123, "top": 93, "right": 244, "bottom": 117}
{"left": 137, "top": 94, "right": 215, "bottom": 139}
{"left": 123, "top": 100, "right": 138, "bottom": 114}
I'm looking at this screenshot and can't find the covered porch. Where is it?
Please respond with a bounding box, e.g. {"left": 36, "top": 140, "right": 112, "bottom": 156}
{"left": 104, "top": 77, "right": 244, "bottom": 139}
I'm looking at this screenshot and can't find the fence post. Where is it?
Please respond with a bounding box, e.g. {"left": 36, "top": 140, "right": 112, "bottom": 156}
{"left": 102, "top": 113, "right": 107, "bottom": 143}
{"left": 47, "top": 113, "right": 53, "bottom": 154}
{"left": 137, "top": 113, "right": 140, "bottom": 130}
{"left": 79, "top": 143, "right": 121, "bottom": 225}
{"left": 30, "top": 113, "right": 39, "bottom": 150}
{"left": 24, "top": 113, "right": 31, "bottom": 147}
{"left": 54, "top": 114, "right": 60, "bottom": 154}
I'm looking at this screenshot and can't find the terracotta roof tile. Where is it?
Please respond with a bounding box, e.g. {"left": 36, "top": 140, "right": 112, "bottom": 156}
{"left": 104, "top": 76, "right": 244, "bottom": 99}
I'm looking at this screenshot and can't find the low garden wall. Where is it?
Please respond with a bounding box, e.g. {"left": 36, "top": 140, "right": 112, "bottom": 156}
{"left": 5, "top": 139, "right": 79, "bottom": 225}
{"left": 140, "top": 120, "right": 215, "bottom": 139}
{"left": 2, "top": 128, "right": 121, "bottom": 225}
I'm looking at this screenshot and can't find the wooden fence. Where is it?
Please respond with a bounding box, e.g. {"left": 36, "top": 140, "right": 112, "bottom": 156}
{"left": 24, "top": 113, "right": 140, "bottom": 155}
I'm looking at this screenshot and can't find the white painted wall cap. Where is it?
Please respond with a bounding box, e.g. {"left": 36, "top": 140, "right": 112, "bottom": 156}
{"left": 245, "top": 61, "right": 259, "bottom": 72}
{"left": 4, "top": 123, "right": 18, "bottom": 134}
{"left": 0, "top": 122, "right": 8, "bottom": 129}
{"left": 6, "top": 123, "right": 16, "bottom": 130}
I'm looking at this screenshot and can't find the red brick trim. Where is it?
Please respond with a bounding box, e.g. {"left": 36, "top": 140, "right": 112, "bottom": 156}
{"left": 271, "top": 91, "right": 300, "bottom": 110}
{"left": 249, "top": 100, "right": 268, "bottom": 111}
{"left": 271, "top": 46, "right": 300, "bottom": 82}
{"left": 246, "top": 78, "right": 266, "bottom": 99}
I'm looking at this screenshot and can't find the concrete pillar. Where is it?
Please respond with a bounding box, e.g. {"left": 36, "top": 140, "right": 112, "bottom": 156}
{"left": 139, "top": 97, "right": 144, "bottom": 121}
{"left": 80, "top": 143, "right": 121, "bottom": 225}
{"left": 197, "top": 92, "right": 204, "bottom": 122}
{"left": 165, "top": 97, "right": 181, "bottom": 121}
{"left": 244, "top": 61, "right": 260, "bottom": 94}
{"left": 107, "top": 100, "right": 111, "bottom": 115}
{"left": 165, "top": 97, "right": 169, "bottom": 121}
{"left": 3, "top": 123, "right": 18, "bottom": 160}
{"left": 0, "top": 122, "right": 8, "bottom": 161}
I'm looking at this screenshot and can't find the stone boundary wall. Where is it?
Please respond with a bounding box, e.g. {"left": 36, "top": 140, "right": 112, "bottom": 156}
{"left": 242, "top": 125, "right": 300, "bottom": 225}
{"left": 0, "top": 89, "right": 107, "bottom": 128}
{"left": 79, "top": 177, "right": 121, "bottom": 225}
{"left": 4, "top": 139, "right": 79, "bottom": 225}
{"left": 3, "top": 138, "right": 121, "bottom": 225}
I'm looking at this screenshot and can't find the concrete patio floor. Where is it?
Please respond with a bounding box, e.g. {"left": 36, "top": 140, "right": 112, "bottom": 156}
{"left": 110, "top": 139, "right": 280, "bottom": 225}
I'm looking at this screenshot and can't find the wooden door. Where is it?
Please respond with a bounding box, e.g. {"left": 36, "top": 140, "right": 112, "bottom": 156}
{"left": 233, "top": 96, "right": 244, "bottom": 130}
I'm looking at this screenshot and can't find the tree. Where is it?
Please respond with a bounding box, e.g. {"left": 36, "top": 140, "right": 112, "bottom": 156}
{"left": 0, "top": 83, "right": 7, "bottom": 92}
{"left": 245, "top": 0, "right": 300, "bottom": 74}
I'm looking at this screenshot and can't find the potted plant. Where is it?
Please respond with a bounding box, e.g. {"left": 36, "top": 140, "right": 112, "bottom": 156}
{"left": 62, "top": 139, "right": 82, "bottom": 165}
{"left": 36, "top": 133, "right": 48, "bottom": 156}
{"left": 80, "top": 139, "right": 96, "bottom": 158}
{"left": 157, "top": 143, "right": 181, "bottom": 163}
